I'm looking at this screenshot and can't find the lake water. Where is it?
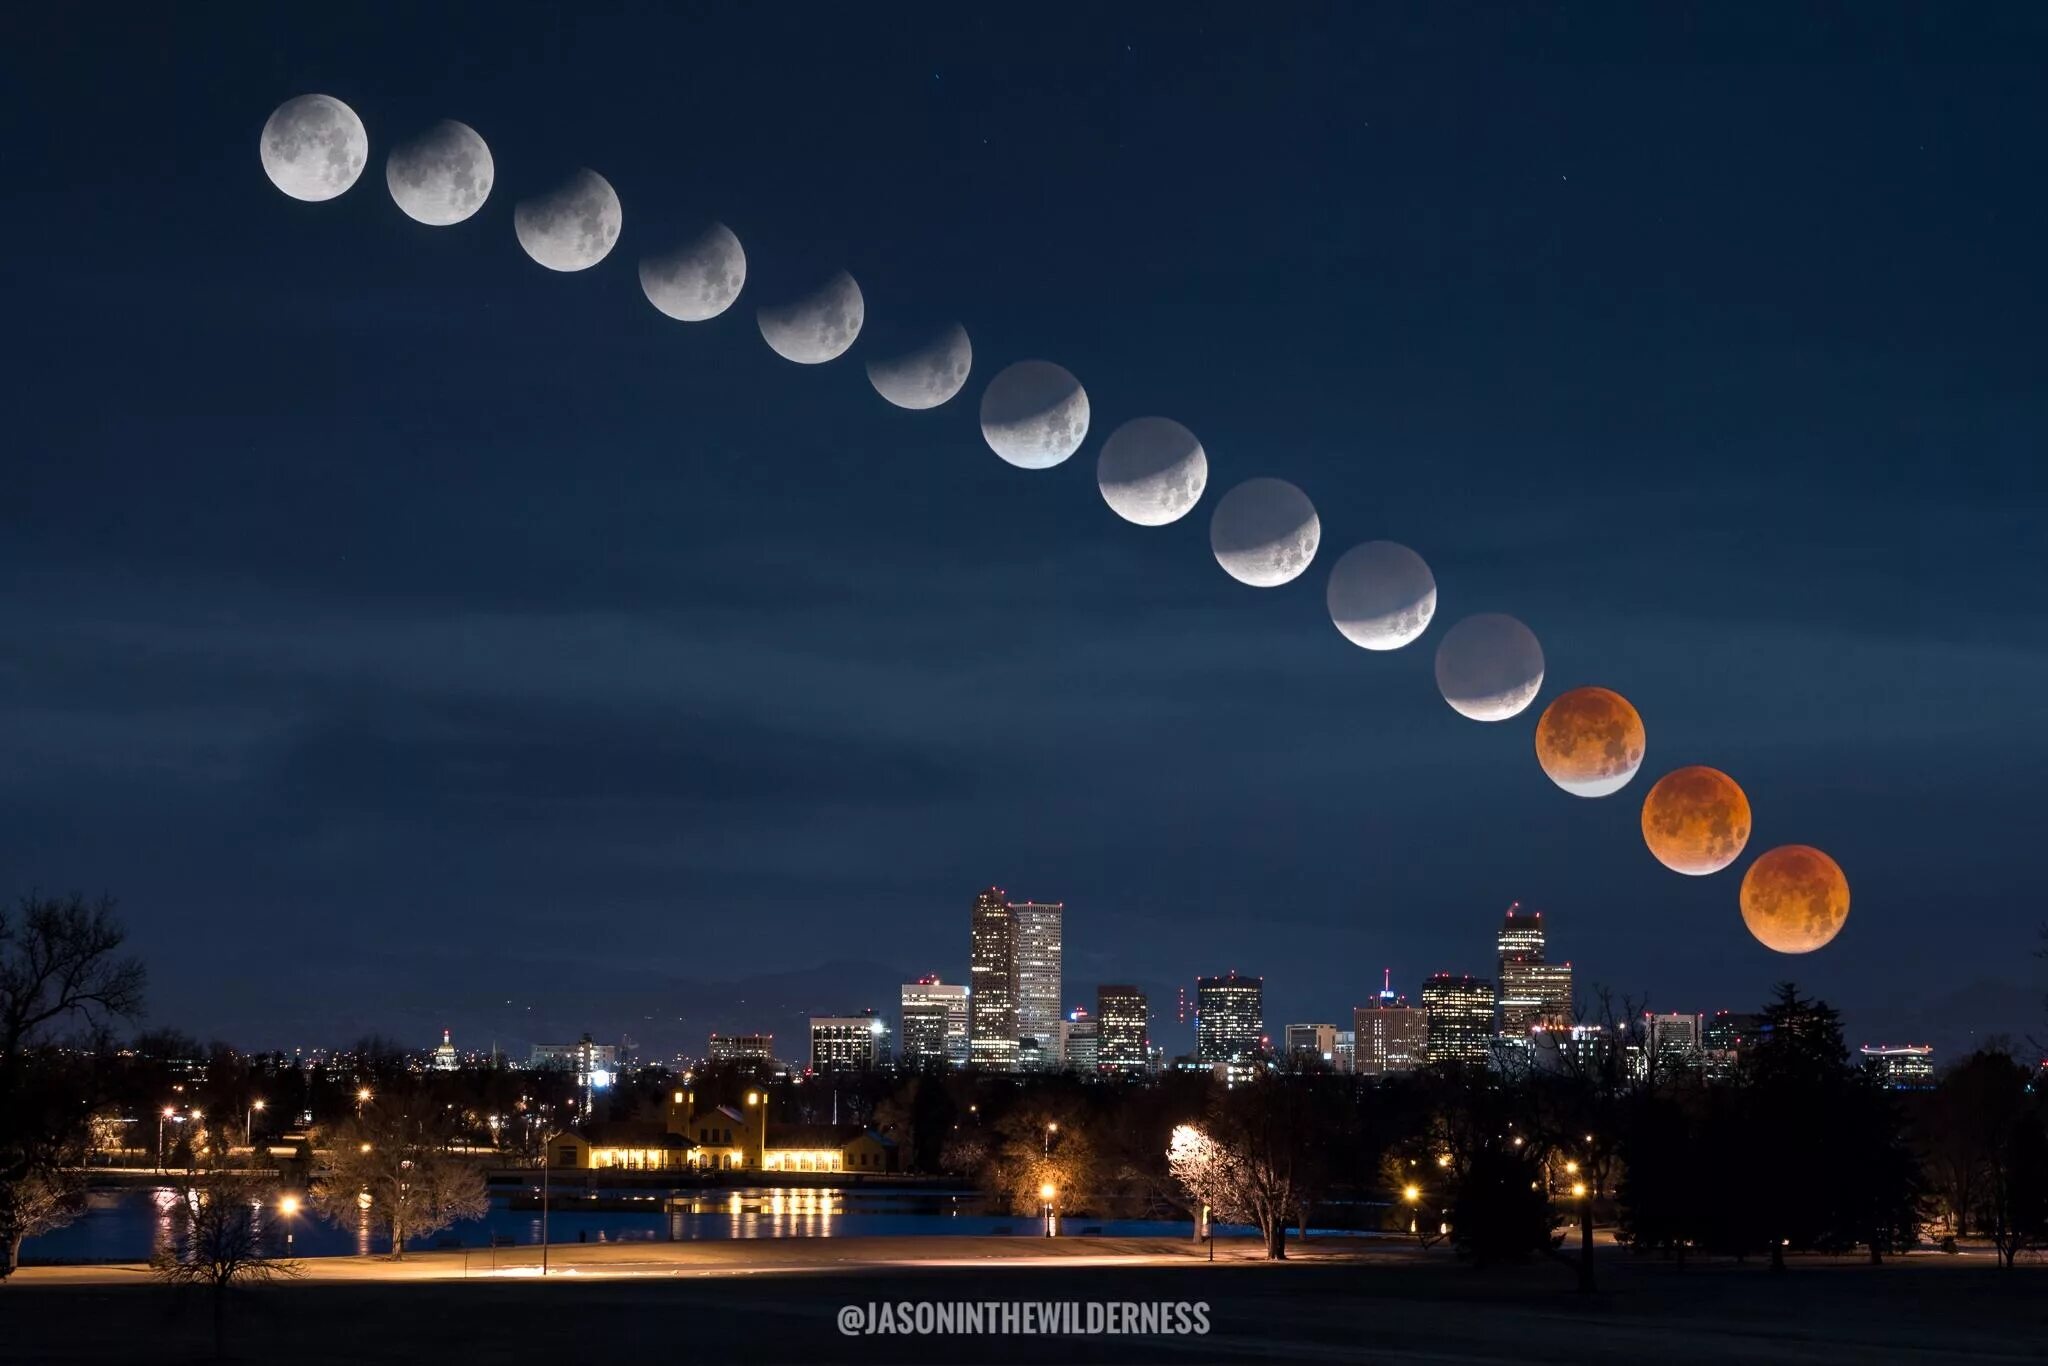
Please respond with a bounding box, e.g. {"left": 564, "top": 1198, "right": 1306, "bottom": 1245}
{"left": 20, "top": 1185, "right": 1223, "bottom": 1264}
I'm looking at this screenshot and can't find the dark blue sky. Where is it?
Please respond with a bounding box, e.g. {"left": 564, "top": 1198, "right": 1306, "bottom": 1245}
{"left": 3, "top": 5, "right": 2043, "bottom": 1061}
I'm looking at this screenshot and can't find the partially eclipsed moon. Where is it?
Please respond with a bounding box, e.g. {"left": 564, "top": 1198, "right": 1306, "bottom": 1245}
{"left": 1326, "top": 541, "right": 1436, "bottom": 650}
{"left": 260, "top": 94, "right": 367, "bottom": 202}
{"left": 758, "top": 271, "right": 864, "bottom": 364}
{"left": 639, "top": 222, "right": 746, "bottom": 321}
{"left": 385, "top": 119, "right": 493, "bottom": 225}
{"left": 867, "top": 322, "right": 972, "bottom": 409}
{"left": 1640, "top": 765, "right": 1751, "bottom": 875}
{"left": 1739, "top": 844, "right": 1850, "bottom": 953}
{"left": 1534, "top": 686, "right": 1646, "bottom": 797}
{"left": 514, "top": 169, "right": 621, "bottom": 272}
{"left": 1097, "top": 417, "right": 1206, "bottom": 526}
{"left": 1434, "top": 614, "right": 1544, "bottom": 720}
{"left": 1210, "top": 479, "right": 1319, "bottom": 587}
{"left": 980, "top": 361, "right": 1089, "bottom": 468}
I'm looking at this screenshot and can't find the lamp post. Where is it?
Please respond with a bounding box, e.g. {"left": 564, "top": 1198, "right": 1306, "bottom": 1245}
{"left": 1043, "top": 1121, "right": 1058, "bottom": 1155}
{"left": 541, "top": 1140, "right": 551, "bottom": 1277}
{"left": 247, "top": 1099, "right": 266, "bottom": 1149}
{"left": 279, "top": 1195, "right": 298, "bottom": 1255}
{"left": 1040, "top": 1182, "right": 1056, "bottom": 1238}
{"left": 158, "top": 1107, "right": 174, "bottom": 1172}
{"left": 355, "top": 1086, "right": 371, "bottom": 1118}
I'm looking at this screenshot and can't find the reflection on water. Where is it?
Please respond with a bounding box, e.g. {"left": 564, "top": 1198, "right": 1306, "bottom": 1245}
{"left": 22, "top": 1185, "right": 1201, "bottom": 1265}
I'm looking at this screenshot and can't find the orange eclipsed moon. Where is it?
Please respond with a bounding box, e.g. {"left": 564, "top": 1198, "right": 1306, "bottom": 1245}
{"left": 1533, "top": 686, "right": 1646, "bottom": 797}
{"left": 1739, "top": 844, "right": 1850, "bottom": 953}
{"left": 1639, "top": 765, "right": 1751, "bottom": 875}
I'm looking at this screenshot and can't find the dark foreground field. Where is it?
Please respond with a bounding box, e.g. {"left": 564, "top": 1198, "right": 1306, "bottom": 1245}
{"left": 1, "top": 1238, "right": 2044, "bottom": 1366}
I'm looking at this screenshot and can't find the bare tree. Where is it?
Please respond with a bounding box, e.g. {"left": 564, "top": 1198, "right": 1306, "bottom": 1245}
{"left": 312, "top": 1101, "right": 487, "bottom": 1258}
{"left": 151, "top": 1124, "right": 297, "bottom": 1358}
{"left": 0, "top": 894, "right": 145, "bottom": 1278}
{"left": 1167, "top": 1080, "right": 1322, "bottom": 1260}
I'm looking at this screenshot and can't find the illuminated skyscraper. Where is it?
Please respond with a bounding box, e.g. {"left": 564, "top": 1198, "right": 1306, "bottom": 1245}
{"left": 901, "top": 977, "right": 969, "bottom": 1068}
{"left": 1063, "top": 1007, "right": 1099, "bottom": 1073}
{"left": 1702, "top": 1010, "right": 1765, "bottom": 1080}
{"left": 1353, "top": 979, "right": 1428, "bottom": 1077}
{"left": 1011, "top": 901, "right": 1065, "bottom": 1069}
{"left": 1284, "top": 1023, "right": 1338, "bottom": 1067}
{"left": 1421, "top": 974, "right": 1496, "bottom": 1065}
{"left": 810, "top": 1012, "right": 889, "bottom": 1071}
{"left": 1649, "top": 1012, "right": 1703, "bottom": 1076}
{"left": 968, "top": 887, "right": 1018, "bottom": 1071}
{"left": 1096, "top": 985, "right": 1148, "bottom": 1074}
{"left": 1859, "top": 1043, "right": 1935, "bottom": 1089}
{"left": 1497, "top": 904, "right": 1574, "bottom": 1040}
{"left": 1196, "top": 972, "right": 1264, "bottom": 1062}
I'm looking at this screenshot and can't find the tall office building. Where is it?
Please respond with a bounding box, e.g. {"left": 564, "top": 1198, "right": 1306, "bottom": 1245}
{"left": 900, "top": 977, "right": 969, "bottom": 1068}
{"left": 1859, "top": 1043, "right": 1935, "bottom": 1089}
{"left": 1421, "top": 974, "right": 1496, "bottom": 1065}
{"left": 968, "top": 887, "right": 1019, "bottom": 1071}
{"left": 1284, "top": 1023, "right": 1338, "bottom": 1068}
{"left": 1648, "top": 1012, "right": 1703, "bottom": 1075}
{"left": 1096, "top": 985, "right": 1149, "bottom": 1074}
{"left": 811, "top": 1012, "right": 889, "bottom": 1072}
{"left": 1497, "top": 904, "right": 1574, "bottom": 1039}
{"left": 1195, "top": 972, "right": 1264, "bottom": 1062}
{"left": 1354, "top": 991, "right": 1428, "bottom": 1077}
{"left": 1063, "top": 1007, "right": 1100, "bottom": 1073}
{"left": 707, "top": 1032, "right": 776, "bottom": 1065}
{"left": 1011, "top": 901, "right": 1065, "bottom": 1069}
{"left": 1702, "top": 1010, "right": 1765, "bottom": 1081}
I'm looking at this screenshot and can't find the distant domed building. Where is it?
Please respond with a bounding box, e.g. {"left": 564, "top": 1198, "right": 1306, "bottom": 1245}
{"left": 431, "top": 1028, "right": 459, "bottom": 1072}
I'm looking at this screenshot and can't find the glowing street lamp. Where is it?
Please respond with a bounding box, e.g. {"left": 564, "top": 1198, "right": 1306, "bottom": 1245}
{"left": 247, "top": 1099, "right": 266, "bottom": 1148}
{"left": 1572, "top": 1182, "right": 1588, "bottom": 1199}
{"left": 278, "top": 1195, "right": 299, "bottom": 1254}
{"left": 355, "top": 1086, "right": 372, "bottom": 1117}
{"left": 1040, "top": 1182, "right": 1057, "bottom": 1238}
{"left": 1403, "top": 1184, "right": 1421, "bottom": 1204}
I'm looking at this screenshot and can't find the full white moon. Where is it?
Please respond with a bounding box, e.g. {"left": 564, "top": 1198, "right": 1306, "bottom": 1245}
{"left": 1434, "top": 613, "right": 1545, "bottom": 721}
{"left": 1097, "top": 417, "right": 1207, "bottom": 526}
{"left": 1210, "top": 479, "right": 1320, "bottom": 587}
{"left": 757, "top": 271, "right": 863, "bottom": 364}
{"left": 259, "top": 94, "right": 367, "bottom": 202}
{"left": 980, "top": 361, "right": 1089, "bottom": 469}
{"left": 1326, "top": 541, "right": 1437, "bottom": 650}
{"left": 639, "top": 223, "right": 746, "bottom": 322}
{"left": 514, "top": 169, "right": 621, "bottom": 272}
{"left": 866, "top": 323, "right": 972, "bottom": 410}
{"left": 385, "top": 119, "right": 493, "bottom": 226}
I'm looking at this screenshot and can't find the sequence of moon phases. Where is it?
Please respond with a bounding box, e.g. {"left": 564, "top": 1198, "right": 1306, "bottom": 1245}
{"left": 1640, "top": 765, "right": 1751, "bottom": 875}
{"left": 980, "top": 361, "right": 1090, "bottom": 468}
{"left": 513, "top": 169, "right": 621, "bottom": 272}
{"left": 259, "top": 94, "right": 367, "bottom": 202}
{"left": 1533, "top": 686, "right": 1647, "bottom": 797}
{"left": 1096, "top": 417, "right": 1207, "bottom": 526}
{"left": 867, "top": 322, "right": 972, "bottom": 409}
{"left": 639, "top": 223, "right": 747, "bottom": 322}
{"left": 1739, "top": 844, "right": 1851, "bottom": 954}
{"left": 757, "top": 270, "right": 864, "bottom": 364}
{"left": 1434, "top": 613, "right": 1544, "bottom": 720}
{"left": 1326, "top": 541, "right": 1436, "bottom": 650}
{"left": 1209, "top": 478, "right": 1320, "bottom": 586}
{"left": 385, "top": 119, "right": 493, "bottom": 226}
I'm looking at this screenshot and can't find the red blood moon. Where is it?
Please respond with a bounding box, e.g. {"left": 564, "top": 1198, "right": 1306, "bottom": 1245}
{"left": 1533, "top": 686, "right": 1646, "bottom": 798}
{"left": 1639, "top": 765, "right": 1751, "bottom": 875}
{"left": 1739, "top": 844, "right": 1851, "bottom": 953}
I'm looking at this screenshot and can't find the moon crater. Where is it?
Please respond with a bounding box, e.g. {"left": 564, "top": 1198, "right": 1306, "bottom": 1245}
{"left": 260, "top": 94, "right": 368, "bottom": 202}
{"left": 1434, "top": 614, "right": 1544, "bottom": 720}
{"left": 514, "top": 169, "right": 622, "bottom": 272}
{"left": 1097, "top": 417, "right": 1207, "bottom": 526}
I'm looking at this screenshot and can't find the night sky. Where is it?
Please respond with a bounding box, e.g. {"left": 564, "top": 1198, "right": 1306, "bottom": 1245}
{"left": 4, "top": 6, "right": 2043, "bottom": 1061}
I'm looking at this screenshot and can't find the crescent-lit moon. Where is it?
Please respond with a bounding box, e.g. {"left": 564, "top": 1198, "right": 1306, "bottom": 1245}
{"left": 639, "top": 223, "right": 746, "bottom": 322}
{"left": 1096, "top": 417, "right": 1207, "bottom": 526}
{"left": 259, "top": 94, "right": 368, "bottom": 203}
{"left": 1533, "top": 686, "right": 1646, "bottom": 797}
{"left": 1640, "top": 765, "right": 1751, "bottom": 875}
{"left": 757, "top": 271, "right": 864, "bottom": 364}
{"left": 1434, "top": 614, "right": 1544, "bottom": 720}
{"left": 1326, "top": 541, "right": 1436, "bottom": 650}
{"left": 1209, "top": 479, "right": 1319, "bottom": 587}
{"left": 514, "top": 169, "right": 622, "bottom": 272}
{"left": 980, "top": 361, "right": 1089, "bottom": 468}
{"left": 385, "top": 119, "right": 493, "bottom": 226}
{"left": 1739, "top": 844, "right": 1850, "bottom": 953}
{"left": 866, "top": 323, "right": 972, "bottom": 409}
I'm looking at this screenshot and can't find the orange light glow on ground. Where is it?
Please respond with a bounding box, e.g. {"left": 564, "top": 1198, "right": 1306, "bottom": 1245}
{"left": 1739, "top": 844, "right": 1850, "bottom": 953}
{"left": 1533, "top": 686, "right": 1646, "bottom": 797}
{"left": 1639, "top": 765, "right": 1751, "bottom": 875}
